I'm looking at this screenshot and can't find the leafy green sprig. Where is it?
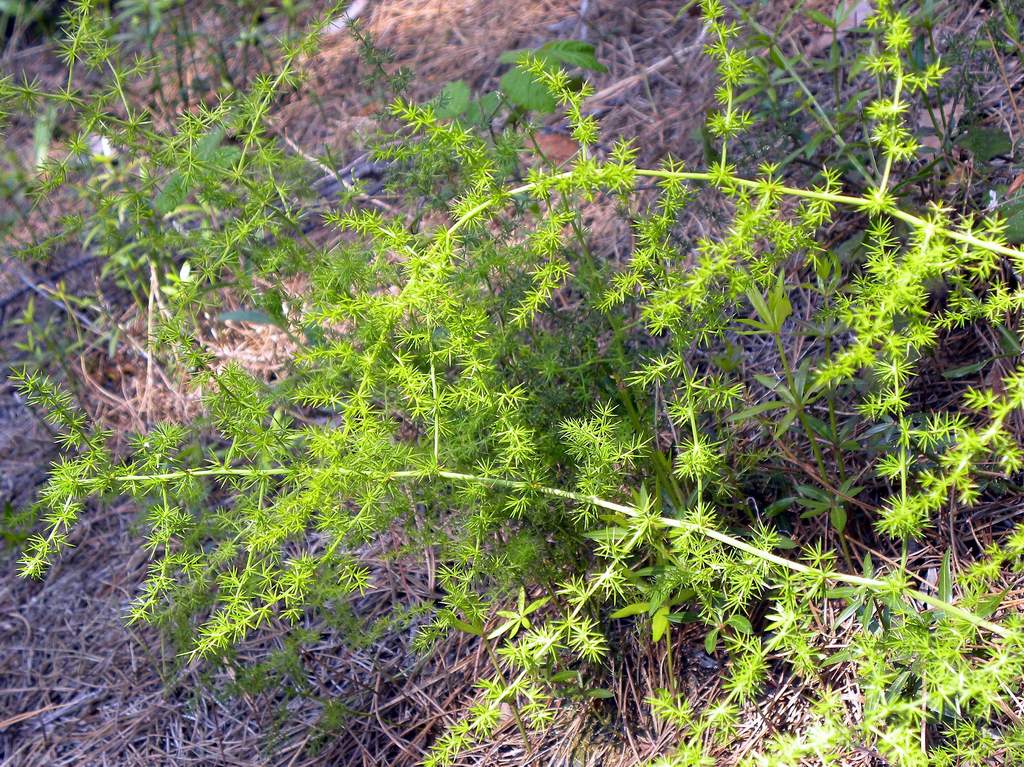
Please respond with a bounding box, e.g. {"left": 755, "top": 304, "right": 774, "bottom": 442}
{"left": 6, "top": 1, "right": 1024, "bottom": 765}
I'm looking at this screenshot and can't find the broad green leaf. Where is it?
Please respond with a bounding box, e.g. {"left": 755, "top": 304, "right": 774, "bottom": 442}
{"left": 450, "top": 617, "right": 483, "bottom": 636}
{"left": 745, "top": 288, "right": 773, "bottom": 329}
{"left": 728, "top": 400, "right": 786, "bottom": 421}
{"left": 957, "top": 125, "right": 1013, "bottom": 162}
{"left": 210, "top": 145, "right": 241, "bottom": 169}
{"left": 1005, "top": 203, "right": 1024, "bottom": 243}
{"left": 765, "top": 497, "right": 796, "bottom": 517}
{"left": 726, "top": 614, "right": 752, "bottom": 634}
{"left": 668, "top": 611, "right": 700, "bottom": 624}
{"left": 154, "top": 173, "right": 189, "bottom": 216}
{"left": 196, "top": 127, "right": 226, "bottom": 162}
{"left": 154, "top": 129, "right": 231, "bottom": 216}
{"left": 651, "top": 605, "right": 670, "bottom": 642}
{"left": 885, "top": 669, "right": 913, "bottom": 701}
{"left": 501, "top": 40, "right": 605, "bottom": 73}
{"left": 773, "top": 409, "right": 799, "bottom": 437}
{"left": 976, "top": 588, "right": 1008, "bottom": 619}
{"left": 805, "top": 8, "right": 835, "bottom": 28}
{"left": 830, "top": 504, "right": 847, "bottom": 533}
{"left": 436, "top": 80, "right": 471, "bottom": 118}
{"left": 538, "top": 39, "right": 607, "bottom": 72}
{"left": 823, "top": 646, "right": 858, "bottom": 667}
{"left": 835, "top": 599, "right": 864, "bottom": 626}
{"left": 942, "top": 360, "right": 988, "bottom": 379}
{"left": 996, "top": 322, "right": 1022, "bottom": 356}
{"left": 610, "top": 601, "right": 650, "bottom": 620}
{"left": 938, "top": 550, "right": 953, "bottom": 603}
{"left": 585, "top": 526, "right": 628, "bottom": 540}
{"left": 525, "top": 596, "right": 550, "bottom": 614}
{"left": 487, "top": 620, "right": 515, "bottom": 639}
{"left": 218, "top": 309, "right": 278, "bottom": 325}
{"left": 550, "top": 670, "right": 581, "bottom": 684}
{"left": 500, "top": 68, "right": 557, "bottom": 113}
{"left": 465, "top": 91, "right": 501, "bottom": 127}
{"left": 497, "top": 38, "right": 604, "bottom": 113}
{"left": 704, "top": 627, "right": 719, "bottom": 654}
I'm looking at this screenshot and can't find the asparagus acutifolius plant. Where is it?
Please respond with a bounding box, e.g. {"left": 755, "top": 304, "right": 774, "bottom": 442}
{"left": 5, "top": 1, "right": 1024, "bottom": 764}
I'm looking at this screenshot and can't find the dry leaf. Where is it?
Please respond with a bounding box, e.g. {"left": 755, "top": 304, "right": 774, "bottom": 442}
{"left": 533, "top": 132, "right": 579, "bottom": 166}
{"left": 1008, "top": 172, "right": 1024, "bottom": 197}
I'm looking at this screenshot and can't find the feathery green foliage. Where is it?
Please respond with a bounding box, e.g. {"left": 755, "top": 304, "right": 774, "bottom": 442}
{"left": 4, "top": 1, "right": 1024, "bottom": 764}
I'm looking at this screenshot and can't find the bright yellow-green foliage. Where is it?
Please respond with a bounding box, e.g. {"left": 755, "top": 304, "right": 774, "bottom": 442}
{"left": 5, "top": 1, "right": 1024, "bottom": 765}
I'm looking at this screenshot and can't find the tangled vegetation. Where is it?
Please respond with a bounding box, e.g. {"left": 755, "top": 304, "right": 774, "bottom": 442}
{"left": 4, "top": 0, "right": 1024, "bottom": 764}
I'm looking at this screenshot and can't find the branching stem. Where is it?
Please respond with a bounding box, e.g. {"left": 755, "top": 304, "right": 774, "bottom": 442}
{"left": 99, "top": 463, "right": 1011, "bottom": 638}
{"left": 452, "top": 169, "right": 1024, "bottom": 262}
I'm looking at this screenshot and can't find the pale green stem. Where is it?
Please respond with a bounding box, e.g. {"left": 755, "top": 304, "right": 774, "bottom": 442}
{"left": 449, "top": 169, "right": 1024, "bottom": 263}
{"left": 99, "top": 463, "right": 1011, "bottom": 638}
{"left": 430, "top": 356, "right": 440, "bottom": 463}
{"left": 878, "top": 71, "right": 904, "bottom": 195}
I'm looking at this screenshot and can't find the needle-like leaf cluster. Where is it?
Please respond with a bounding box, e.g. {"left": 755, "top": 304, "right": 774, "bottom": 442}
{"left": 5, "top": 1, "right": 1024, "bottom": 764}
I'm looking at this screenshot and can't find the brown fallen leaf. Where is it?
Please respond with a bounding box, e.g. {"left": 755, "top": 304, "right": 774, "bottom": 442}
{"left": 532, "top": 132, "right": 579, "bottom": 167}
{"left": 1008, "top": 171, "right": 1024, "bottom": 197}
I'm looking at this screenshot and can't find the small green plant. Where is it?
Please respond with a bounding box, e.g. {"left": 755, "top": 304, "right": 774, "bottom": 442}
{"left": 5, "top": 1, "right": 1024, "bottom": 765}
